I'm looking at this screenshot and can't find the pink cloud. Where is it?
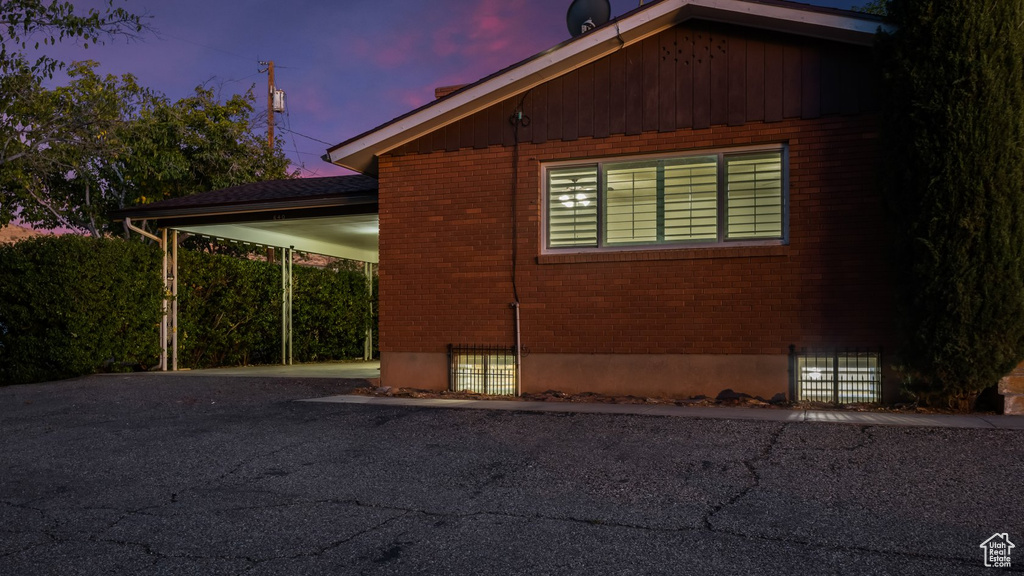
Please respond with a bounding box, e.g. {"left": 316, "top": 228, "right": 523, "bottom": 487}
{"left": 292, "top": 85, "right": 332, "bottom": 119}
{"left": 374, "top": 34, "right": 417, "bottom": 69}
{"left": 387, "top": 86, "right": 432, "bottom": 110}
{"left": 426, "top": 0, "right": 551, "bottom": 82}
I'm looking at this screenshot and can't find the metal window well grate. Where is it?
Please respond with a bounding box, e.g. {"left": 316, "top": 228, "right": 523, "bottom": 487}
{"left": 790, "top": 347, "right": 882, "bottom": 404}
{"left": 448, "top": 344, "right": 517, "bottom": 396}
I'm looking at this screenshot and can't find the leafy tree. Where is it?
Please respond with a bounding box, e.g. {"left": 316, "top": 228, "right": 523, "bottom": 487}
{"left": 879, "top": 0, "right": 1024, "bottom": 409}
{"left": 3, "top": 62, "right": 293, "bottom": 237}
{"left": 1, "top": 0, "right": 145, "bottom": 77}
{"left": 115, "top": 84, "right": 293, "bottom": 223}
{"left": 855, "top": 0, "right": 887, "bottom": 16}
{"left": 1, "top": 1, "right": 147, "bottom": 227}
{"left": 2, "top": 61, "right": 155, "bottom": 235}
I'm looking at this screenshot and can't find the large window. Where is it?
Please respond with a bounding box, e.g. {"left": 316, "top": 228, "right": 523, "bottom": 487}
{"left": 545, "top": 147, "right": 786, "bottom": 250}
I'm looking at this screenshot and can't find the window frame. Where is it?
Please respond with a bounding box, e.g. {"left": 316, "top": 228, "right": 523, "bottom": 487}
{"left": 541, "top": 144, "right": 789, "bottom": 254}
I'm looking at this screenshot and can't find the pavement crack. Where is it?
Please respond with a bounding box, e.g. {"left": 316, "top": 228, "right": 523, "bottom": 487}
{"left": 212, "top": 440, "right": 312, "bottom": 484}
{"left": 267, "top": 498, "right": 991, "bottom": 570}
{"left": 707, "top": 523, "right": 995, "bottom": 570}
{"left": 0, "top": 541, "right": 55, "bottom": 560}
{"left": 90, "top": 535, "right": 170, "bottom": 560}
{"left": 232, "top": 510, "right": 411, "bottom": 575}
{"left": 702, "top": 422, "right": 787, "bottom": 531}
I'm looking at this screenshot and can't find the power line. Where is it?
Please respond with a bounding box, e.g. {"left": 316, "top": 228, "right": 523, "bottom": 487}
{"left": 156, "top": 31, "right": 254, "bottom": 62}
{"left": 276, "top": 125, "right": 331, "bottom": 145}
{"left": 223, "top": 72, "right": 263, "bottom": 85}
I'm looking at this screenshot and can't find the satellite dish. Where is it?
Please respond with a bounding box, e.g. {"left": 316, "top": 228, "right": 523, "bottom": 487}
{"left": 567, "top": 0, "right": 611, "bottom": 38}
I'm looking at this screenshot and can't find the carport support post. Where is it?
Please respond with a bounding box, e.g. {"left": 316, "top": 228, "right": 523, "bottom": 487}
{"left": 171, "top": 230, "right": 179, "bottom": 371}
{"left": 280, "top": 246, "right": 293, "bottom": 366}
{"left": 364, "top": 262, "right": 373, "bottom": 361}
{"left": 288, "top": 246, "right": 294, "bottom": 366}
{"left": 281, "top": 247, "right": 287, "bottom": 365}
{"left": 161, "top": 228, "right": 168, "bottom": 371}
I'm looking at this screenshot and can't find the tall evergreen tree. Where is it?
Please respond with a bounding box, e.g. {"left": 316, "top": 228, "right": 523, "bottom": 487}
{"left": 879, "top": 0, "right": 1024, "bottom": 408}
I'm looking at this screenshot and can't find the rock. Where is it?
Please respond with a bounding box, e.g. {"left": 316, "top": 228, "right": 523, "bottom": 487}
{"left": 613, "top": 396, "right": 644, "bottom": 404}
{"left": 374, "top": 386, "right": 392, "bottom": 395}
{"left": 768, "top": 393, "right": 788, "bottom": 405}
{"left": 716, "top": 389, "right": 752, "bottom": 401}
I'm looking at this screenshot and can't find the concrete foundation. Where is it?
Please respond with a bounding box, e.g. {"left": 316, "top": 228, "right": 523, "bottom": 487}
{"left": 381, "top": 352, "right": 789, "bottom": 400}
{"left": 380, "top": 352, "right": 449, "bottom": 390}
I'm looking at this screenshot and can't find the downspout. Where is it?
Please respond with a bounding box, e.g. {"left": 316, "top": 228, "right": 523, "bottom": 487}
{"left": 512, "top": 302, "right": 522, "bottom": 396}
{"left": 125, "top": 218, "right": 167, "bottom": 371}
{"left": 124, "top": 217, "right": 161, "bottom": 243}
{"left": 508, "top": 93, "right": 531, "bottom": 397}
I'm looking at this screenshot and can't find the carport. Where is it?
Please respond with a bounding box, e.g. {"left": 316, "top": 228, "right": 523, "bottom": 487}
{"left": 113, "top": 175, "right": 379, "bottom": 371}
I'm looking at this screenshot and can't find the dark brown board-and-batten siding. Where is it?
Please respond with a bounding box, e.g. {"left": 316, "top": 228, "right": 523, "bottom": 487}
{"left": 391, "top": 21, "right": 876, "bottom": 157}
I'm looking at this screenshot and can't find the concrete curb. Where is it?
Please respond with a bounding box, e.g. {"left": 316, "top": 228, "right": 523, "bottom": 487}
{"left": 301, "top": 395, "right": 1024, "bottom": 430}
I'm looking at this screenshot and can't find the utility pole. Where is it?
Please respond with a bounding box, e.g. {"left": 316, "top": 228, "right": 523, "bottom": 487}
{"left": 258, "top": 60, "right": 276, "bottom": 149}
{"left": 259, "top": 60, "right": 278, "bottom": 265}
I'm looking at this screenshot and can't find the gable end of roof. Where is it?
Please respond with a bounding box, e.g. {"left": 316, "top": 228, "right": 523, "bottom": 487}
{"left": 327, "top": 0, "right": 889, "bottom": 175}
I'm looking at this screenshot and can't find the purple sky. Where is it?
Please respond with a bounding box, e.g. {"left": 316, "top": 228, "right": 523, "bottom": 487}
{"left": 47, "top": 0, "right": 863, "bottom": 178}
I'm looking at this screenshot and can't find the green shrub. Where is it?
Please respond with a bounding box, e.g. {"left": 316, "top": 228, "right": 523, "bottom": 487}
{"left": 0, "top": 235, "right": 163, "bottom": 385}
{"left": 879, "top": 0, "right": 1024, "bottom": 408}
{"left": 177, "top": 250, "right": 375, "bottom": 369}
{"left": 0, "top": 235, "right": 377, "bottom": 385}
{"left": 292, "top": 264, "right": 371, "bottom": 362}
{"left": 177, "top": 250, "right": 281, "bottom": 368}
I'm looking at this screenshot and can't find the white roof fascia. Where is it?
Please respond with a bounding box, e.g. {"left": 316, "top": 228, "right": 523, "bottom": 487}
{"left": 328, "top": 0, "right": 888, "bottom": 174}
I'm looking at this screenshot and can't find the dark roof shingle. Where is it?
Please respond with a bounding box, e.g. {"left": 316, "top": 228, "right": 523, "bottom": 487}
{"left": 134, "top": 175, "right": 378, "bottom": 210}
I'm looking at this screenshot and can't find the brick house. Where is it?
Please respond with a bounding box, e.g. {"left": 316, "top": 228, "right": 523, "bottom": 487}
{"left": 326, "top": 0, "right": 894, "bottom": 402}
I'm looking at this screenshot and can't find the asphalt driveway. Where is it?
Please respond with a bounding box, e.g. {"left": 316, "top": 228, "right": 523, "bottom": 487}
{"left": 1, "top": 374, "right": 1021, "bottom": 575}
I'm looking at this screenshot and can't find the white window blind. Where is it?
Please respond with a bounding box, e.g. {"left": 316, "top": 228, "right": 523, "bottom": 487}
{"left": 604, "top": 156, "right": 718, "bottom": 245}
{"left": 663, "top": 157, "right": 719, "bottom": 242}
{"left": 548, "top": 166, "right": 598, "bottom": 248}
{"left": 545, "top": 147, "right": 785, "bottom": 250}
{"left": 726, "top": 152, "right": 784, "bottom": 240}
{"left": 605, "top": 162, "right": 658, "bottom": 244}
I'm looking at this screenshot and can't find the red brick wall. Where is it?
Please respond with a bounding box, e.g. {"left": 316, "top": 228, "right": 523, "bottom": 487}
{"left": 377, "top": 114, "right": 894, "bottom": 356}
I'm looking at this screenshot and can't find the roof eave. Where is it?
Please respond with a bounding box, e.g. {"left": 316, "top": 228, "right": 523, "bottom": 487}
{"left": 327, "top": 0, "right": 889, "bottom": 176}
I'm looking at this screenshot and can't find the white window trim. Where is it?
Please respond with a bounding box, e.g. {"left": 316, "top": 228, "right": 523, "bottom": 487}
{"left": 541, "top": 144, "right": 790, "bottom": 254}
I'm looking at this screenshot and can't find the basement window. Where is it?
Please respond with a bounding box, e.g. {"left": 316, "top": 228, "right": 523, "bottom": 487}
{"left": 792, "top": 348, "right": 882, "bottom": 404}
{"left": 545, "top": 146, "right": 786, "bottom": 251}
{"left": 447, "top": 344, "right": 517, "bottom": 396}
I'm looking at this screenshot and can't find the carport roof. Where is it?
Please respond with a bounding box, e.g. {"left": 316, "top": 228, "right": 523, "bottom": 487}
{"left": 112, "top": 175, "right": 380, "bottom": 263}
{"left": 115, "top": 175, "right": 378, "bottom": 222}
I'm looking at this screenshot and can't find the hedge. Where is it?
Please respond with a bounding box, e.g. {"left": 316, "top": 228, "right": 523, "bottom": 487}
{"left": 0, "top": 235, "right": 377, "bottom": 385}
{"left": 178, "top": 251, "right": 374, "bottom": 368}
{"left": 0, "top": 236, "right": 164, "bottom": 385}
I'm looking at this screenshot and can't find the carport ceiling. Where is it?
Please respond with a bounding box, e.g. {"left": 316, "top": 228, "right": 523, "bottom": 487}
{"left": 174, "top": 214, "right": 378, "bottom": 263}
{"left": 113, "top": 175, "right": 379, "bottom": 263}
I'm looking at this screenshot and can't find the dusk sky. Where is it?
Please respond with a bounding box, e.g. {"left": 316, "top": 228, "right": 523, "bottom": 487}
{"left": 47, "top": 0, "right": 863, "bottom": 177}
